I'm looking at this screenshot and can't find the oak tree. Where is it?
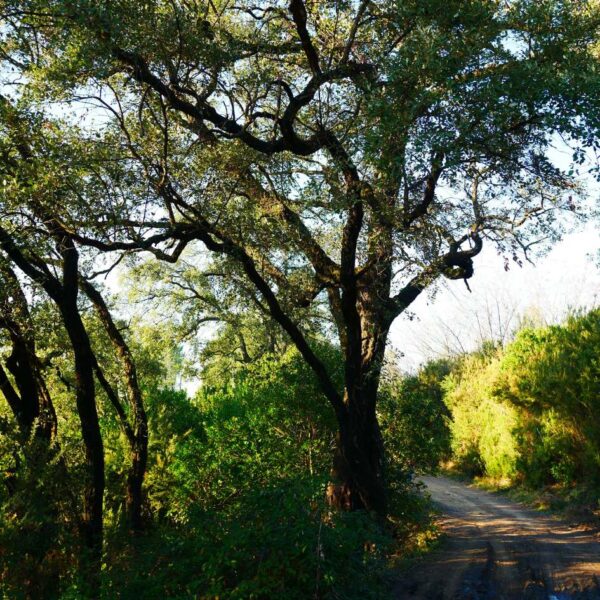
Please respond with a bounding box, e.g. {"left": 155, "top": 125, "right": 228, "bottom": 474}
{"left": 2, "top": 0, "right": 599, "bottom": 514}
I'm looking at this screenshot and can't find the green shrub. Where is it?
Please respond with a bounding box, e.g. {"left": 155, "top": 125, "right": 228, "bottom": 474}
{"left": 99, "top": 346, "right": 411, "bottom": 599}
{"left": 380, "top": 360, "right": 452, "bottom": 475}
{"left": 443, "top": 348, "right": 520, "bottom": 479}
{"left": 440, "top": 308, "right": 600, "bottom": 493}
{"left": 494, "top": 309, "right": 600, "bottom": 486}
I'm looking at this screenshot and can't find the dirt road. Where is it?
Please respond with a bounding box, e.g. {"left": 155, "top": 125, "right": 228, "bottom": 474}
{"left": 394, "top": 476, "right": 600, "bottom": 600}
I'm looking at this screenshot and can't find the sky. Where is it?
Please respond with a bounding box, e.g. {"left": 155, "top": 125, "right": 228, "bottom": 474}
{"left": 389, "top": 222, "right": 600, "bottom": 372}
{"left": 387, "top": 137, "right": 600, "bottom": 373}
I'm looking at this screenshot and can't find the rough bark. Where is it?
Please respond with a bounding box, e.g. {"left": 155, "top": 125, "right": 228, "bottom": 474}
{"left": 328, "top": 394, "right": 387, "bottom": 515}
{"left": 327, "top": 299, "right": 391, "bottom": 515}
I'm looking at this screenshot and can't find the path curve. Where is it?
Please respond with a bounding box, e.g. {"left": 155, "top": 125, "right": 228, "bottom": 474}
{"left": 394, "top": 475, "right": 600, "bottom": 600}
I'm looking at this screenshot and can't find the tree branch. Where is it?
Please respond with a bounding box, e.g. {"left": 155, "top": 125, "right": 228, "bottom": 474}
{"left": 288, "top": 0, "right": 321, "bottom": 74}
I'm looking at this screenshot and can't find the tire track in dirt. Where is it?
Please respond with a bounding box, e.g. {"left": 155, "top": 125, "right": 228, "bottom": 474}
{"left": 394, "top": 476, "right": 600, "bottom": 600}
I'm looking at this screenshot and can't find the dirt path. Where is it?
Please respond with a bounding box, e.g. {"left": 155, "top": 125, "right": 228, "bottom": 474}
{"left": 394, "top": 476, "right": 600, "bottom": 600}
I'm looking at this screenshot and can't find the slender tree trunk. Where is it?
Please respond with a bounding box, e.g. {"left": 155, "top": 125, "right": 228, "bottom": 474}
{"left": 59, "top": 301, "right": 105, "bottom": 572}
{"left": 114, "top": 352, "right": 147, "bottom": 533}
{"left": 81, "top": 279, "right": 148, "bottom": 532}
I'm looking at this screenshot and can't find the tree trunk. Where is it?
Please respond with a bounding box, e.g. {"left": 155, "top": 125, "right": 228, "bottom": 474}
{"left": 327, "top": 297, "right": 390, "bottom": 517}
{"left": 112, "top": 346, "right": 147, "bottom": 533}
{"left": 126, "top": 438, "right": 147, "bottom": 532}
{"left": 327, "top": 387, "right": 387, "bottom": 515}
{"left": 80, "top": 279, "right": 148, "bottom": 532}
{"left": 59, "top": 301, "right": 105, "bottom": 572}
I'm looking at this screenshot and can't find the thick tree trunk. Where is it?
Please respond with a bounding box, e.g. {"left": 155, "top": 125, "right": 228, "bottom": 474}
{"left": 327, "top": 397, "right": 387, "bottom": 515}
{"left": 327, "top": 298, "right": 390, "bottom": 517}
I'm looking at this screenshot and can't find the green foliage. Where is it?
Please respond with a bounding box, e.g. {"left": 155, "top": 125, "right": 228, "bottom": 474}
{"left": 103, "top": 480, "right": 393, "bottom": 600}
{"left": 512, "top": 410, "right": 582, "bottom": 488}
{"left": 0, "top": 336, "right": 437, "bottom": 598}
{"left": 494, "top": 308, "right": 600, "bottom": 485}
{"left": 440, "top": 308, "right": 600, "bottom": 491}
{"left": 380, "top": 360, "right": 452, "bottom": 475}
{"left": 444, "top": 349, "right": 520, "bottom": 479}
{"left": 144, "top": 346, "right": 340, "bottom": 522}
{"left": 100, "top": 346, "right": 400, "bottom": 599}
{"left": 0, "top": 436, "right": 78, "bottom": 599}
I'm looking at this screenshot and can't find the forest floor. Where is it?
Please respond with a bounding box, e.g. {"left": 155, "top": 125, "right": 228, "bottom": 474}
{"left": 393, "top": 475, "right": 600, "bottom": 600}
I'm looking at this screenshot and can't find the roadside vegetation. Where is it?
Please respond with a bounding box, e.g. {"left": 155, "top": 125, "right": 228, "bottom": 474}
{"left": 0, "top": 298, "right": 439, "bottom": 598}
{"left": 417, "top": 308, "right": 600, "bottom": 523}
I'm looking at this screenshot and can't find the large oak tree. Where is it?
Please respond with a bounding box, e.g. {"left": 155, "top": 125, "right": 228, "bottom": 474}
{"left": 1, "top": 0, "right": 599, "bottom": 514}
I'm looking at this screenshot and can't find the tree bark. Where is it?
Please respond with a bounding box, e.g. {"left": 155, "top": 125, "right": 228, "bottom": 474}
{"left": 58, "top": 296, "right": 105, "bottom": 568}
{"left": 327, "top": 337, "right": 389, "bottom": 515}
{"left": 326, "top": 261, "right": 393, "bottom": 516}
{"left": 81, "top": 279, "right": 148, "bottom": 532}
{"left": 328, "top": 397, "right": 387, "bottom": 515}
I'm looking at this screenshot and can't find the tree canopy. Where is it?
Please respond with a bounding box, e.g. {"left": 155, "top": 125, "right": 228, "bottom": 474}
{"left": 0, "top": 1, "right": 599, "bottom": 593}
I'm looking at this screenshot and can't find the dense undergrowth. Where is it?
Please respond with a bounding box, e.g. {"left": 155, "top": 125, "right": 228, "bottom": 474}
{"left": 0, "top": 342, "right": 437, "bottom": 599}
{"left": 4, "top": 307, "right": 597, "bottom": 598}
{"left": 425, "top": 308, "right": 600, "bottom": 517}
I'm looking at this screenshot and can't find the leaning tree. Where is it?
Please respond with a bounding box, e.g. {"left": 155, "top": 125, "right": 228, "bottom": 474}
{"left": 1, "top": 0, "right": 599, "bottom": 514}
{"left": 0, "top": 97, "right": 151, "bottom": 579}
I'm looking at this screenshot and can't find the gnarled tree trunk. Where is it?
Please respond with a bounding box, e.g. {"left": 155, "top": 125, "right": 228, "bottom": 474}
{"left": 327, "top": 321, "right": 389, "bottom": 515}
{"left": 328, "top": 397, "right": 387, "bottom": 515}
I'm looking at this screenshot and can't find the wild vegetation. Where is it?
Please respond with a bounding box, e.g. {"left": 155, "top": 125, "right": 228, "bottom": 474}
{"left": 0, "top": 0, "right": 599, "bottom": 597}
{"left": 420, "top": 308, "right": 600, "bottom": 508}
{"left": 0, "top": 297, "right": 435, "bottom": 598}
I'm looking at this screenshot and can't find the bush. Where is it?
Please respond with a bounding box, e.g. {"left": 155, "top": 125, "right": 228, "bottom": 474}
{"left": 100, "top": 346, "right": 413, "bottom": 599}
{"left": 440, "top": 308, "right": 600, "bottom": 493}
{"left": 494, "top": 309, "right": 600, "bottom": 486}
{"left": 443, "top": 348, "right": 520, "bottom": 479}
{"left": 380, "top": 360, "right": 452, "bottom": 475}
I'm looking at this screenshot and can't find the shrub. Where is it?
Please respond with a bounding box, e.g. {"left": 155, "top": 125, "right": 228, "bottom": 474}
{"left": 100, "top": 346, "right": 409, "bottom": 598}
{"left": 443, "top": 348, "right": 520, "bottom": 479}
{"left": 380, "top": 360, "right": 452, "bottom": 475}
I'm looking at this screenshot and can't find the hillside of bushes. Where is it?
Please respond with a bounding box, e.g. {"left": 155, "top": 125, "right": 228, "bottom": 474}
{"left": 416, "top": 308, "right": 600, "bottom": 508}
